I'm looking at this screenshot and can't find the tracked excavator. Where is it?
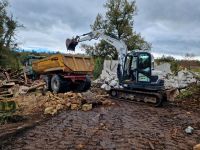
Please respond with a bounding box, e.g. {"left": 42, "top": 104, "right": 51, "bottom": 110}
{"left": 66, "top": 29, "right": 166, "bottom": 106}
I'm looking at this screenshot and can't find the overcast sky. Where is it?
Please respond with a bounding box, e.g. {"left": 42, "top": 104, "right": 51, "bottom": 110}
{"left": 9, "top": 0, "right": 200, "bottom": 59}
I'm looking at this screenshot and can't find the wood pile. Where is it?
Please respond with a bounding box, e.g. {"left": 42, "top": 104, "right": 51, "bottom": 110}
{"left": 0, "top": 68, "right": 45, "bottom": 99}
{"left": 0, "top": 68, "right": 45, "bottom": 113}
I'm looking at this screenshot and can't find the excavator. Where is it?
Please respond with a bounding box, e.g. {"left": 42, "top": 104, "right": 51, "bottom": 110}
{"left": 66, "top": 29, "right": 166, "bottom": 106}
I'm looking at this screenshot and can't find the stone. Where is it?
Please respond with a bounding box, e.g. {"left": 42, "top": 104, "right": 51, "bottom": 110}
{"left": 101, "top": 84, "right": 111, "bottom": 91}
{"left": 56, "top": 104, "right": 64, "bottom": 111}
{"left": 71, "top": 104, "right": 80, "bottom": 110}
{"left": 101, "top": 84, "right": 107, "bottom": 89}
{"left": 154, "top": 62, "right": 172, "bottom": 74}
{"left": 166, "top": 89, "right": 179, "bottom": 102}
{"left": 185, "top": 126, "right": 194, "bottom": 134}
{"left": 193, "top": 144, "right": 200, "bottom": 150}
{"left": 109, "top": 80, "right": 118, "bottom": 87}
{"left": 18, "top": 86, "right": 29, "bottom": 94}
{"left": 44, "top": 107, "right": 57, "bottom": 115}
{"left": 82, "top": 104, "right": 92, "bottom": 111}
{"left": 104, "top": 85, "right": 111, "bottom": 91}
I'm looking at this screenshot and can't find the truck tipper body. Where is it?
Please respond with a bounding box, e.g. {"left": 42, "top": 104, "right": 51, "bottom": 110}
{"left": 25, "top": 54, "right": 94, "bottom": 93}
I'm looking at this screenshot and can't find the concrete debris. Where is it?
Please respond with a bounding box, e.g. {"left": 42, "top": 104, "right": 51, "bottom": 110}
{"left": 154, "top": 63, "right": 172, "bottom": 74}
{"left": 164, "top": 70, "right": 197, "bottom": 89}
{"left": 185, "top": 126, "right": 194, "bottom": 134}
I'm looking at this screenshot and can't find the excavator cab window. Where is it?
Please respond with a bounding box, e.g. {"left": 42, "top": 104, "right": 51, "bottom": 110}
{"left": 123, "top": 55, "right": 137, "bottom": 82}
{"left": 123, "top": 55, "right": 131, "bottom": 80}
{"left": 137, "top": 53, "right": 151, "bottom": 82}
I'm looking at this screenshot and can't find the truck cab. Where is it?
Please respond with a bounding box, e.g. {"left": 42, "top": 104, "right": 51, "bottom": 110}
{"left": 23, "top": 55, "right": 46, "bottom": 79}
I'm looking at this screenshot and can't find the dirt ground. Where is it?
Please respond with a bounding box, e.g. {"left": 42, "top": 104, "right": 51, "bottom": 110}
{"left": 1, "top": 98, "right": 200, "bottom": 150}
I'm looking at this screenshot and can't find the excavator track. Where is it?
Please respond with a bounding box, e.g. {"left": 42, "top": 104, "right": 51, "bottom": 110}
{"left": 109, "top": 88, "right": 164, "bottom": 107}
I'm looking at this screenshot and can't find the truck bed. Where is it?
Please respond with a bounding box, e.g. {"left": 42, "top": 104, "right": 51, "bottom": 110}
{"left": 32, "top": 54, "right": 94, "bottom": 74}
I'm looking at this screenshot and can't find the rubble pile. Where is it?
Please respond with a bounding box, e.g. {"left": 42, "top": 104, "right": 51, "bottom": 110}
{"left": 95, "top": 60, "right": 199, "bottom": 90}
{"left": 94, "top": 60, "right": 119, "bottom": 91}
{"left": 43, "top": 92, "right": 86, "bottom": 115}
{"left": 43, "top": 91, "right": 114, "bottom": 115}
{"left": 163, "top": 70, "right": 198, "bottom": 89}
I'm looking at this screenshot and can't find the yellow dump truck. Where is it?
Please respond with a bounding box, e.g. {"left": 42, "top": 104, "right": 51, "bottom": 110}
{"left": 24, "top": 54, "right": 94, "bottom": 93}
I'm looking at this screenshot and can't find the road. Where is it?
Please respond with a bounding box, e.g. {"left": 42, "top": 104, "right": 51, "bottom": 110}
{"left": 2, "top": 100, "right": 200, "bottom": 150}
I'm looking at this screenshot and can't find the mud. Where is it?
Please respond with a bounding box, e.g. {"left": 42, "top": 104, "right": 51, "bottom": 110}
{"left": 1, "top": 100, "right": 200, "bottom": 150}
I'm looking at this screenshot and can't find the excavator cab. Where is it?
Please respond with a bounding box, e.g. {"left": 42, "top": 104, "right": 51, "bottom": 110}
{"left": 121, "top": 51, "right": 164, "bottom": 91}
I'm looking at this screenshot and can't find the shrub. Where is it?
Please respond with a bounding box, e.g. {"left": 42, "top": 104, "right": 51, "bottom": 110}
{"left": 93, "top": 57, "right": 104, "bottom": 79}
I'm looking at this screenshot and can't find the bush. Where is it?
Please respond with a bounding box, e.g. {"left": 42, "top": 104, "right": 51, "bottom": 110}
{"left": 93, "top": 57, "right": 104, "bottom": 79}
{"left": 170, "top": 61, "right": 180, "bottom": 75}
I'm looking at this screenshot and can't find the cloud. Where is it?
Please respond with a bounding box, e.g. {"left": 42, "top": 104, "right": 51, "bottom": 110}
{"left": 8, "top": 0, "right": 200, "bottom": 58}
{"left": 135, "top": 0, "right": 200, "bottom": 57}
{"left": 9, "top": 0, "right": 106, "bottom": 53}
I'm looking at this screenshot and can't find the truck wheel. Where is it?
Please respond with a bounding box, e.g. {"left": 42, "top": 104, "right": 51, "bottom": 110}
{"left": 51, "top": 75, "right": 69, "bottom": 93}
{"left": 83, "top": 76, "right": 91, "bottom": 91}
{"left": 76, "top": 76, "right": 91, "bottom": 92}
{"left": 42, "top": 75, "right": 51, "bottom": 91}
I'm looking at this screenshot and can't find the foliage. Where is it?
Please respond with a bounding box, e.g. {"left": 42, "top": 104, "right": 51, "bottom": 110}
{"left": 177, "top": 84, "right": 200, "bottom": 99}
{"left": 82, "top": 0, "right": 151, "bottom": 59}
{"left": 155, "top": 55, "right": 175, "bottom": 64}
{"left": 177, "top": 90, "right": 193, "bottom": 99}
{"left": 170, "top": 61, "right": 180, "bottom": 75}
{"left": 155, "top": 55, "right": 181, "bottom": 74}
{"left": 0, "top": 0, "right": 22, "bottom": 69}
{"left": 0, "top": 112, "right": 13, "bottom": 125}
{"left": 191, "top": 68, "right": 200, "bottom": 73}
{"left": 93, "top": 57, "right": 104, "bottom": 79}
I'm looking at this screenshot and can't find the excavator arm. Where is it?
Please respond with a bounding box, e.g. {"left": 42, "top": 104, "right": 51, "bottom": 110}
{"left": 66, "top": 29, "right": 128, "bottom": 75}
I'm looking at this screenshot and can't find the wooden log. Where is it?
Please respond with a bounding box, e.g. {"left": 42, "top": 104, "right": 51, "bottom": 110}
{"left": 23, "top": 67, "right": 28, "bottom": 85}
{"left": 0, "top": 93, "right": 13, "bottom": 98}
{"left": 27, "top": 83, "right": 45, "bottom": 92}
{"left": 0, "top": 82, "right": 15, "bottom": 88}
{"left": 4, "top": 72, "right": 10, "bottom": 81}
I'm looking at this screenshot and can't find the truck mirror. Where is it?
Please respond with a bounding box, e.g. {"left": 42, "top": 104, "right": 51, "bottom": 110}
{"left": 66, "top": 39, "right": 78, "bottom": 51}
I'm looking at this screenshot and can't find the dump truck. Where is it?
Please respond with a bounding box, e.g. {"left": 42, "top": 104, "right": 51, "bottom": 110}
{"left": 24, "top": 54, "right": 94, "bottom": 93}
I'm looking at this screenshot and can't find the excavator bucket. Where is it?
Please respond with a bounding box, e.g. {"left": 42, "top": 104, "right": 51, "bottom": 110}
{"left": 66, "top": 38, "right": 78, "bottom": 51}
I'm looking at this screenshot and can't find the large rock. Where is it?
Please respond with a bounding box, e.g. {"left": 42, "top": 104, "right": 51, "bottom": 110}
{"left": 194, "top": 144, "right": 200, "bottom": 150}
{"left": 155, "top": 63, "right": 172, "bottom": 74}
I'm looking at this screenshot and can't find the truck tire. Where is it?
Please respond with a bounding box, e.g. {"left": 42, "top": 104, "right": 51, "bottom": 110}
{"left": 42, "top": 75, "right": 51, "bottom": 91}
{"left": 51, "top": 75, "right": 70, "bottom": 93}
{"left": 76, "top": 76, "right": 91, "bottom": 92}
{"left": 83, "top": 76, "right": 91, "bottom": 91}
